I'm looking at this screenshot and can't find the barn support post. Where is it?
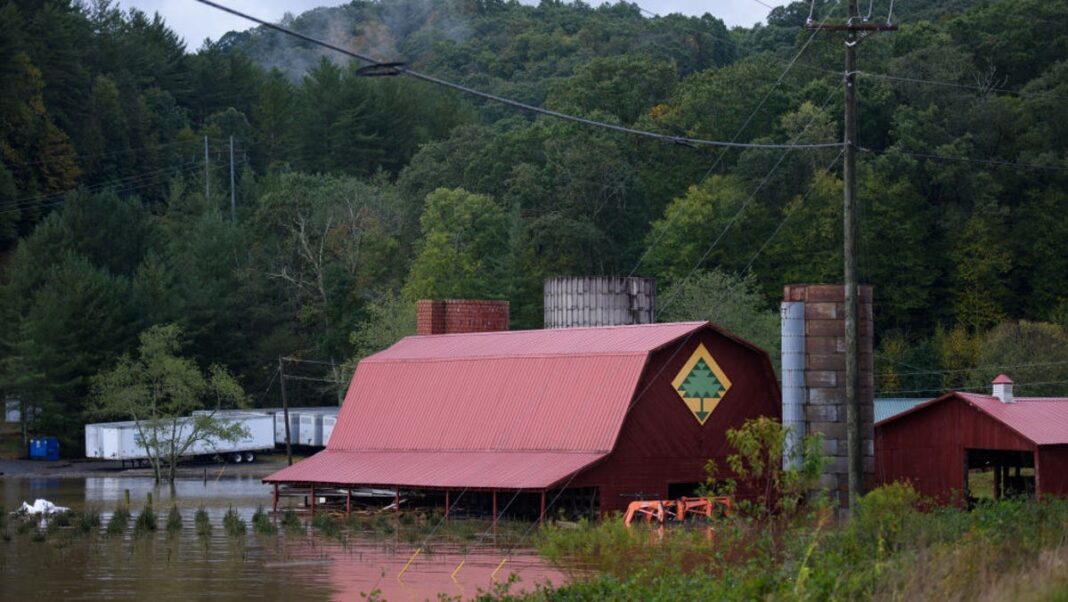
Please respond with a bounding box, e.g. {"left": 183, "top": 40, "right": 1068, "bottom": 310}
{"left": 445, "top": 490, "right": 450, "bottom": 522}
{"left": 310, "top": 485, "right": 316, "bottom": 514}
{"left": 539, "top": 491, "right": 546, "bottom": 525}
{"left": 994, "top": 465, "right": 1002, "bottom": 500}
{"left": 346, "top": 489, "right": 352, "bottom": 515}
{"left": 492, "top": 490, "right": 498, "bottom": 529}
{"left": 273, "top": 483, "right": 279, "bottom": 512}
{"left": 395, "top": 490, "right": 400, "bottom": 513}
{"left": 1035, "top": 450, "right": 1042, "bottom": 501}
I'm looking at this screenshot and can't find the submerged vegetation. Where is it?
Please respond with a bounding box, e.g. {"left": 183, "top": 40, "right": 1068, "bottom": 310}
{"left": 531, "top": 488, "right": 1068, "bottom": 601}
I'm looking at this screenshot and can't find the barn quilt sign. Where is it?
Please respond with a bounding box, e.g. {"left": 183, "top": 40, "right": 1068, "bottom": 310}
{"left": 672, "top": 343, "right": 731, "bottom": 425}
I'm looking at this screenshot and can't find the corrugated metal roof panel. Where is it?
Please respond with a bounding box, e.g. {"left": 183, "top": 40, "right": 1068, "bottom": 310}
{"left": 875, "top": 398, "right": 930, "bottom": 423}
{"left": 264, "top": 450, "right": 607, "bottom": 489}
{"left": 365, "top": 321, "right": 707, "bottom": 362}
{"left": 957, "top": 393, "right": 1068, "bottom": 446}
{"left": 329, "top": 354, "right": 649, "bottom": 452}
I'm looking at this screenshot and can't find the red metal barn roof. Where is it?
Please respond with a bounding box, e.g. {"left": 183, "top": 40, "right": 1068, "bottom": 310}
{"left": 878, "top": 392, "right": 1068, "bottom": 446}
{"left": 266, "top": 322, "right": 718, "bottom": 489}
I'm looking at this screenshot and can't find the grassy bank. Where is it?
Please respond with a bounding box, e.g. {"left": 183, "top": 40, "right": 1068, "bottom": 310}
{"left": 516, "top": 485, "right": 1068, "bottom": 601}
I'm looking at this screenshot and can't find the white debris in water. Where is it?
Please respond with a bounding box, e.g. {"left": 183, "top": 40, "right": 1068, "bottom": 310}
{"left": 16, "top": 499, "right": 70, "bottom": 516}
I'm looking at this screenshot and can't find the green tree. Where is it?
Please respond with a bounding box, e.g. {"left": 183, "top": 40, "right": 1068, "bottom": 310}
{"left": 971, "top": 321, "right": 1068, "bottom": 396}
{"left": 403, "top": 187, "right": 510, "bottom": 300}
{"left": 658, "top": 269, "right": 780, "bottom": 370}
{"left": 92, "top": 324, "right": 248, "bottom": 483}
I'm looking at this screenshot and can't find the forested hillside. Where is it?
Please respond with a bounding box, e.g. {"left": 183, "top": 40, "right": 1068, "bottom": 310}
{"left": 1, "top": 0, "right": 1067, "bottom": 450}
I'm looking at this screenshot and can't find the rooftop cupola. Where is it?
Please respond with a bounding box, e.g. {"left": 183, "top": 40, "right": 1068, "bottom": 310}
{"left": 992, "top": 374, "right": 1014, "bottom": 403}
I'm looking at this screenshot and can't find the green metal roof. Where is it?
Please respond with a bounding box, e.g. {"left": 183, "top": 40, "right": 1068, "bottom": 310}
{"left": 875, "top": 398, "right": 930, "bottom": 423}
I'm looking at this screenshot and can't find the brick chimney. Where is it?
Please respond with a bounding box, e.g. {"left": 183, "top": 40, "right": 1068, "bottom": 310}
{"left": 416, "top": 299, "right": 509, "bottom": 335}
{"left": 992, "top": 374, "right": 1014, "bottom": 403}
{"left": 781, "top": 284, "right": 874, "bottom": 510}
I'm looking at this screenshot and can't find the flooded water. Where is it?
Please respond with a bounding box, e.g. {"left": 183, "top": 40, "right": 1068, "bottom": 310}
{"left": 0, "top": 476, "right": 566, "bottom": 601}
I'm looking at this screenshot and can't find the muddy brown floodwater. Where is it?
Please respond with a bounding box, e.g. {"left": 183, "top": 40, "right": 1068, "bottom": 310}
{"left": 0, "top": 476, "right": 567, "bottom": 601}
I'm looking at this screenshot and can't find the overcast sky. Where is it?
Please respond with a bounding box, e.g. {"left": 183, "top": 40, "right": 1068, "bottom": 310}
{"left": 114, "top": 1, "right": 786, "bottom": 51}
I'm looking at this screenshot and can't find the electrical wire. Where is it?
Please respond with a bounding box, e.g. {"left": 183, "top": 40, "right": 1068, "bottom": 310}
{"left": 854, "top": 71, "right": 1068, "bottom": 101}
{"left": 742, "top": 148, "right": 845, "bottom": 272}
{"left": 193, "top": 0, "right": 841, "bottom": 152}
{"left": 627, "top": 0, "right": 842, "bottom": 278}
{"left": 858, "top": 146, "right": 1068, "bottom": 173}
{"left": 654, "top": 84, "right": 843, "bottom": 318}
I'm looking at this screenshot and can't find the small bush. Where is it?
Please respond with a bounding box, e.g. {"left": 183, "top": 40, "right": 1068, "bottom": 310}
{"left": 223, "top": 507, "right": 246, "bottom": 537}
{"left": 133, "top": 505, "right": 158, "bottom": 537}
{"left": 78, "top": 510, "right": 102, "bottom": 534}
{"left": 107, "top": 506, "right": 130, "bottom": 536}
{"left": 195, "top": 507, "right": 212, "bottom": 538}
{"left": 52, "top": 511, "right": 73, "bottom": 528}
{"left": 252, "top": 506, "right": 276, "bottom": 536}
{"left": 166, "top": 506, "right": 182, "bottom": 533}
{"left": 281, "top": 509, "right": 303, "bottom": 533}
{"left": 312, "top": 511, "right": 342, "bottom": 540}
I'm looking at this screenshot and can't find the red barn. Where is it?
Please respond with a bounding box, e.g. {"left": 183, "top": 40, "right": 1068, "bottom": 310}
{"left": 265, "top": 321, "right": 780, "bottom": 515}
{"left": 875, "top": 375, "right": 1068, "bottom": 503}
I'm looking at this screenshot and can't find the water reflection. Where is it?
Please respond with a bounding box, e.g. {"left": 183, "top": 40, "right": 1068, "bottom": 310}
{"left": 0, "top": 476, "right": 564, "bottom": 601}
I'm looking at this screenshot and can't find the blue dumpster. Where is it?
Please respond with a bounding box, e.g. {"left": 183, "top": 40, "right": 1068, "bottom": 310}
{"left": 29, "top": 436, "right": 60, "bottom": 461}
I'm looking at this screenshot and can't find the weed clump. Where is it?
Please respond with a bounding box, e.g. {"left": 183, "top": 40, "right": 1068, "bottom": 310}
{"left": 194, "top": 507, "right": 211, "bottom": 538}
{"left": 106, "top": 505, "right": 130, "bottom": 537}
{"left": 133, "top": 505, "right": 157, "bottom": 537}
{"left": 312, "top": 511, "right": 342, "bottom": 540}
{"left": 223, "top": 507, "right": 246, "bottom": 537}
{"left": 252, "top": 506, "right": 277, "bottom": 536}
{"left": 166, "top": 506, "right": 182, "bottom": 533}
{"left": 78, "top": 509, "right": 102, "bottom": 534}
{"left": 281, "top": 509, "right": 303, "bottom": 533}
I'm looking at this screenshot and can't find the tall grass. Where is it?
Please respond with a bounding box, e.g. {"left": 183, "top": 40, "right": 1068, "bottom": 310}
{"left": 106, "top": 505, "right": 130, "bottom": 537}
{"left": 534, "top": 485, "right": 1068, "bottom": 601}
{"left": 194, "top": 506, "right": 211, "bottom": 538}
{"left": 252, "top": 506, "right": 277, "bottom": 536}
{"left": 165, "top": 506, "right": 182, "bottom": 534}
{"left": 222, "top": 507, "right": 246, "bottom": 537}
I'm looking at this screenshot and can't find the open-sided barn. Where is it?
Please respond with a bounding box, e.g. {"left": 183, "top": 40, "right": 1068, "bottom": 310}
{"left": 875, "top": 375, "right": 1068, "bottom": 503}
{"left": 265, "top": 321, "right": 781, "bottom": 515}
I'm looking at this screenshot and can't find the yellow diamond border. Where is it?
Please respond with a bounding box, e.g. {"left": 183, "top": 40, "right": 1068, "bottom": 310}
{"left": 671, "top": 343, "right": 732, "bottom": 426}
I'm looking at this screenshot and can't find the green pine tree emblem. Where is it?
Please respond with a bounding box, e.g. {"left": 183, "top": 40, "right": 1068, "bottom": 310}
{"left": 677, "top": 358, "right": 724, "bottom": 422}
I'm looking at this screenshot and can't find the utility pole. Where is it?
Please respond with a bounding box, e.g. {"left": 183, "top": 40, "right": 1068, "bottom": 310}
{"left": 203, "top": 135, "right": 210, "bottom": 200}
{"left": 279, "top": 356, "right": 292, "bottom": 466}
{"left": 229, "top": 135, "right": 236, "bottom": 221}
{"left": 807, "top": 2, "right": 895, "bottom": 510}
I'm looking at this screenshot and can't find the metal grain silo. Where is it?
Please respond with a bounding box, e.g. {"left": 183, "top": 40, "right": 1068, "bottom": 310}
{"left": 544, "top": 276, "right": 656, "bottom": 328}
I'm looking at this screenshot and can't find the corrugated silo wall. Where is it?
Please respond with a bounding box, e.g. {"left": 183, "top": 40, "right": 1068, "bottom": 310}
{"left": 544, "top": 276, "right": 656, "bottom": 328}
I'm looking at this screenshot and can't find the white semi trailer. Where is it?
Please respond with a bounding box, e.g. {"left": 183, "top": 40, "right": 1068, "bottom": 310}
{"left": 84, "top": 412, "right": 275, "bottom": 464}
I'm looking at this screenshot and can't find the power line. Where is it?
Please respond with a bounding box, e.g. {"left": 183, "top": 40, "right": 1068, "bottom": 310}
{"left": 859, "top": 147, "right": 1068, "bottom": 173}
{"left": 628, "top": 0, "right": 842, "bottom": 278}
{"left": 876, "top": 359, "right": 1068, "bottom": 377}
{"left": 193, "top": 0, "right": 841, "bottom": 152}
{"left": 855, "top": 71, "right": 1068, "bottom": 101}
{"left": 655, "top": 85, "right": 842, "bottom": 318}
{"left": 878, "top": 380, "right": 1068, "bottom": 396}
{"left": 742, "top": 148, "right": 845, "bottom": 272}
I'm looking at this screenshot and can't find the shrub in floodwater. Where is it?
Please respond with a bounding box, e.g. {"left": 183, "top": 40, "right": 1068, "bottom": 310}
{"left": 223, "top": 507, "right": 246, "bottom": 537}
{"left": 134, "top": 505, "right": 158, "bottom": 537}
{"left": 311, "top": 511, "right": 342, "bottom": 539}
{"left": 52, "top": 510, "right": 73, "bottom": 528}
{"left": 166, "top": 506, "right": 182, "bottom": 533}
{"left": 107, "top": 506, "right": 130, "bottom": 536}
{"left": 195, "top": 507, "right": 212, "bottom": 538}
{"left": 16, "top": 517, "right": 36, "bottom": 535}
{"left": 370, "top": 513, "right": 394, "bottom": 536}
{"left": 281, "top": 509, "right": 303, "bottom": 533}
{"left": 252, "top": 506, "right": 276, "bottom": 536}
{"left": 78, "top": 510, "right": 102, "bottom": 534}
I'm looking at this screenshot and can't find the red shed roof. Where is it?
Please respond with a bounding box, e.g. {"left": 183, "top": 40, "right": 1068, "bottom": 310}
{"left": 266, "top": 322, "right": 715, "bottom": 489}
{"left": 877, "top": 391, "right": 1068, "bottom": 446}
